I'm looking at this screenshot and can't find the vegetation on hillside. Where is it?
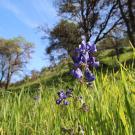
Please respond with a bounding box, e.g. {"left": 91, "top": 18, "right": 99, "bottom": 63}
{"left": 0, "top": 0, "right": 135, "bottom": 134}
{"left": 0, "top": 63, "right": 135, "bottom": 134}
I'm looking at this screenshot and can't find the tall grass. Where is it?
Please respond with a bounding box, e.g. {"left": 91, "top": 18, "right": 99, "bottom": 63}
{"left": 0, "top": 64, "right": 135, "bottom": 135}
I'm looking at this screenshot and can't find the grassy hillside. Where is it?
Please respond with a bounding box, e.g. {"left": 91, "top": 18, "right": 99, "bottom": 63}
{"left": 0, "top": 46, "right": 135, "bottom": 134}
{"left": 98, "top": 47, "right": 135, "bottom": 66}
{"left": 0, "top": 62, "right": 135, "bottom": 134}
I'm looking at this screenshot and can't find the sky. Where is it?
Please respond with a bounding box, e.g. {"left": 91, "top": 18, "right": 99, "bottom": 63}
{"left": 0, "top": 0, "right": 59, "bottom": 81}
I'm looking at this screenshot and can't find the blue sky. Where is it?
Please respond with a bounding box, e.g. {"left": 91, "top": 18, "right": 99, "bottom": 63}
{"left": 0, "top": 0, "right": 59, "bottom": 81}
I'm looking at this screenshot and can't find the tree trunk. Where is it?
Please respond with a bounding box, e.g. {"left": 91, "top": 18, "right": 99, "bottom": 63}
{"left": 115, "top": 48, "right": 120, "bottom": 61}
{"left": 118, "top": 0, "right": 135, "bottom": 47}
{"left": 0, "top": 71, "right": 4, "bottom": 87}
{"left": 5, "top": 71, "right": 11, "bottom": 89}
{"left": 127, "top": 0, "right": 135, "bottom": 46}
{"left": 127, "top": 0, "right": 135, "bottom": 32}
{"left": 85, "top": 31, "right": 89, "bottom": 42}
{"left": 5, "top": 57, "right": 11, "bottom": 90}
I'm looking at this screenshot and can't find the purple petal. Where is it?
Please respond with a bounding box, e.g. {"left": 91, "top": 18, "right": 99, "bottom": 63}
{"left": 87, "top": 57, "right": 95, "bottom": 65}
{"left": 72, "top": 55, "right": 82, "bottom": 66}
{"left": 74, "top": 47, "right": 80, "bottom": 53}
{"left": 85, "top": 68, "right": 95, "bottom": 82}
{"left": 64, "top": 100, "right": 69, "bottom": 105}
{"left": 71, "top": 68, "right": 83, "bottom": 79}
{"left": 81, "top": 52, "right": 89, "bottom": 63}
{"left": 56, "top": 98, "right": 62, "bottom": 105}
{"left": 92, "top": 61, "right": 99, "bottom": 68}
{"left": 79, "top": 41, "right": 86, "bottom": 52}
{"left": 87, "top": 42, "right": 97, "bottom": 53}
{"left": 91, "top": 44, "right": 97, "bottom": 52}
{"left": 57, "top": 91, "right": 67, "bottom": 99}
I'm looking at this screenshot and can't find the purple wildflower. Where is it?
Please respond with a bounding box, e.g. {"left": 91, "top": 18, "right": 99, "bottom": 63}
{"left": 85, "top": 68, "right": 95, "bottom": 82}
{"left": 92, "top": 61, "right": 99, "bottom": 68}
{"left": 57, "top": 91, "right": 67, "bottom": 99}
{"left": 87, "top": 42, "right": 97, "bottom": 53}
{"left": 56, "top": 89, "right": 73, "bottom": 105}
{"left": 71, "top": 38, "right": 99, "bottom": 83}
{"left": 66, "top": 89, "right": 73, "bottom": 97}
{"left": 71, "top": 68, "right": 83, "bottom": 79}
{"left": 64, "top": 100, "right": 69, "bottom": 105}
{"left": 56, "top": 98, "right": 62, "bottom": 105}
{"left": 72, "top": 55, "right": 82, "bottom": 67}
{"left": 56, "top": 37, "right": 99, "bottom": 107}
{"left": 79, "top": 40, "right": 87, "bottom": 52}
{"left": 80, "top": 52, "right": 89, "bottom": 63}
{"left": 87, "top": 57, "right": 99, "bottom": 67}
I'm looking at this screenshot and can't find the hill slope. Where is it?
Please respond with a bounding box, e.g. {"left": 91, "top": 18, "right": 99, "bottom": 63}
{"left": 0, "top": 60, "right": 135, "bottom": 134}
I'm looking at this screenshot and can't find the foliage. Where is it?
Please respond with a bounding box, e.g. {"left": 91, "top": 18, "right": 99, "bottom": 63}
{"left": 117, "top": 0, "right": 135, "bottom": 47}
{"left": 0, "top": 64, "right": 135, "bottom": 134}
{"left": 46, "top": 20, "right": 81, "bottom": 56}
{"left": 54, "top": 0, "right": 123, "bottom": 43}
{"left": 0, "top": 37, "right": 34, "bottom": 89}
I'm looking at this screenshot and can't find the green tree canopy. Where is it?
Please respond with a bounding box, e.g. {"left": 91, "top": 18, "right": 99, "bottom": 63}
{"left": 46, "top": 20, "right": 81, "bottom": 56}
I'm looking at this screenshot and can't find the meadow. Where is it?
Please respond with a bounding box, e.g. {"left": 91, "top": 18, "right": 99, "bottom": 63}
{"left": 0, "top": 59, "right": 135, "bottom": 135}
{"left": 0, "top": 0, "right": 135, "bottom": 134}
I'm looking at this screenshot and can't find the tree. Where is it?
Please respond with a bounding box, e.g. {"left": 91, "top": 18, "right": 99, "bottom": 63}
{"left": 117, "top": 0, "right": 135, "bottom": 47}
{"left": 43, "top": 0, "right": 124, "bottom": 57}
{"left": 0, "top": 40, "right": 7, "bottom": 87}
{"left": 0, "top": 37, "right": 34, "bottom": 89}
{"left": 46, "top": 20, "right": 81, "bottom": 56}
{"left": 54, "top": 0, "right": 123, "bottom": 43}
{"left": 31, "top": 70, "right": 40, "bottom": 81}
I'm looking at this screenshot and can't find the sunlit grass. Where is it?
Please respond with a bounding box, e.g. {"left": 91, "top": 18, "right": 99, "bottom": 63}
{"left": 0, "top": 64, "right": 135, "bottom": 135}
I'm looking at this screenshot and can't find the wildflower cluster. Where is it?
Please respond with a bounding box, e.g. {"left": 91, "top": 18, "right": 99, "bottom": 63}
{"left": 71, "top": 39, "right": 99, "bottom": 83}
{"left": 56, "top": 89, "right": 73, "bottom": 105}
{"left": 55, "top": 37, "right": 99, "bottom": 105}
